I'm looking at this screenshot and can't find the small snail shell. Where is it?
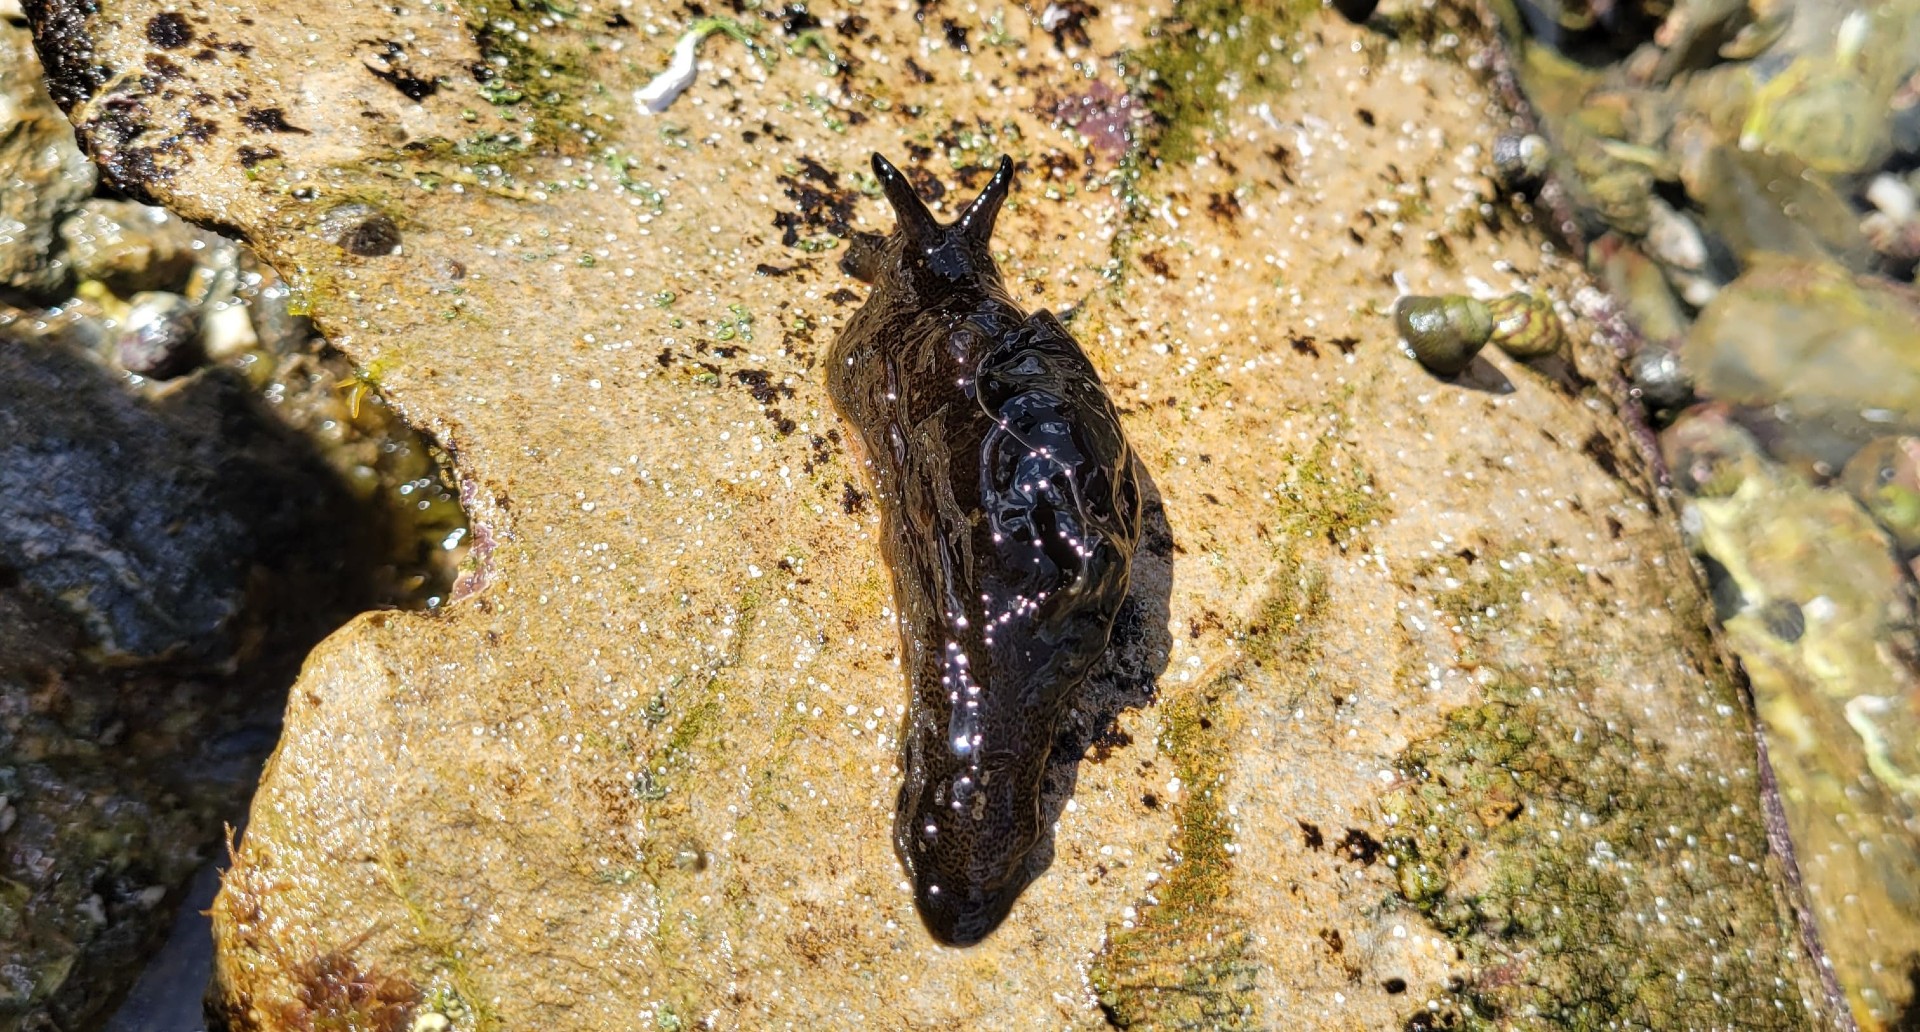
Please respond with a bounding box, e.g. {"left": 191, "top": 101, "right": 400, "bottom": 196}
{"left": 116, "top": 291, "right": 202, "bottom": 379}
{"left": 1491, "top": 133, "right": 1549, "bottom": 192}
{"left": 1629, "top": 343, "right": 1693, "bottom": 410}
{"left": 1394, "top": 294, "right": 1492, "bottom": 377}
{"left": 1486, "top": 291, "right": 1565, "bottom": 359}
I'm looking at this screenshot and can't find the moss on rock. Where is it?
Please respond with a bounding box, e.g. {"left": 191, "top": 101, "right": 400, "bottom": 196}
{"left": 1386, "top": 548, "right": 1813, "bottom": 1031}
{"left": 1093, "top": 416, "right": 1379, "bottom": 1027}
{"left": 1124, "top": 0, "right": 1321, "bottom": 164}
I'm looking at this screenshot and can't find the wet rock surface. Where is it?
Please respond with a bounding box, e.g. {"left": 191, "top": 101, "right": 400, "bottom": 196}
{"left": 22, "top": 0, "right": 1839, "bottom": 1028}
{"left": 57, "top": 199, "right": 201, "bottom": 298}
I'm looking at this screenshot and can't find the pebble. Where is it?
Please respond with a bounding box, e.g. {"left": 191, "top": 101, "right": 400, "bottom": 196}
{"left": 200, "top": 301, "right": 259, "bottom": 362}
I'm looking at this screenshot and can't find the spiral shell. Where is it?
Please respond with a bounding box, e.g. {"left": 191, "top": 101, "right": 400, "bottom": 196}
{"left": 1491, "top": 133, "right": 1549, "bottom": 192}
{"left": 115, "top": 291, "right": 201, "bottom": 379}
{"left": 1629, "top": 343, "right": 1693, "bottom": 411}
{"left": 1487, "top": 291, "right": 1565, "bottom": 359}
{"left": 1394, "top": 294, "right": 1492, "bottom": 377}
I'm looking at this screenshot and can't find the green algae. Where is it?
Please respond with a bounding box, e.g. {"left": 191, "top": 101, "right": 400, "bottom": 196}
{"left": 638, "top": 595, "right": 761, "bottom": 807}
{"left": 1097, "top": 0, "right": 1318, "bottom": 280}
{"left": 463, "top": 3, "right": 604, "bottom": 158}
{"left": 1093, "top": 426, "right": 1378, "bottom": 1027}
{"left": 1269, "top": 411, "right": 1390, "bottom": 554}
{"left": 1089, "top": 555, "right": 1328, "bottom": 1026}
{"left": 1123, "top": 0, "right": 1319, "bottom": 165}
{"left": 1385, "top": 547, "right": 1812, "bottom": 1031}
{"left": 1090, "top": 665, "right": 1263, "bottom": 1030}
{"left": 374, "top": 853, "right": 500, "bottom": 1032}
{"left": 209, "top": 827, "right": 494, "bottom": 1032}
{"left": 1242, "top": 561, "right": 1328, "bottom": 673}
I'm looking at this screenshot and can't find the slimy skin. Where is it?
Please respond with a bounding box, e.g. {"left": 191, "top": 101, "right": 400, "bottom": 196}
{"left": 827, "top": 154, "right": 1143, "bottom": 946}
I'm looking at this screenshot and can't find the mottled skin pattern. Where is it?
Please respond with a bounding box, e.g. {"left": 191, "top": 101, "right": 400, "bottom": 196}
{"left": 828, "top": 154, "right": 1143, "bottom": 946}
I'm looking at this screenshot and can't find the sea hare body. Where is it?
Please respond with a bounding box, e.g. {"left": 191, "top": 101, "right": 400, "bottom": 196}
{"left": 827, "top": 154, "right": 1143, "bottom": 945}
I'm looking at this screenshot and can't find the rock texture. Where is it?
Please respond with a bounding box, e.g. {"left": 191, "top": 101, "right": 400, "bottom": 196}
{"left": 26, "top": 0, "right": 1838, "bottom": 1028}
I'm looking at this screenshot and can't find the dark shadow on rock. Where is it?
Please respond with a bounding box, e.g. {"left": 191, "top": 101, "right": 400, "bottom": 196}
{"left": 0, "top": 336, "right": 392, "bottom": 1030}
{"left": 1514, "top": 351, "right": 1589, "bottom": 396}
{"left": 1446, "top": 353, "right": 1516, "bottom": 395}
{"left": 102, "top": 839, "right": 233, "bottom": 1032}
{"left": 1, "top": 337, "right": 373, "bottom": 666}
{"left": 1024, "top": 460, "right": 1176, "bottom": 897}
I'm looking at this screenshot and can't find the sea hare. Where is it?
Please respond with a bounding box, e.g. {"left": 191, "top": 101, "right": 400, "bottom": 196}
{"left": 827, "top": 153, "right": 1144, "bottom": 945}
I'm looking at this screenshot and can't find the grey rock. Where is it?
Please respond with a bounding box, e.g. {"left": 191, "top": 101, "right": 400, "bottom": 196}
{"left": 0, "top": 335, "right": 378, "bottom": 1030}
{"left": 0, "top": 338, "right": 358, "bottom": 663}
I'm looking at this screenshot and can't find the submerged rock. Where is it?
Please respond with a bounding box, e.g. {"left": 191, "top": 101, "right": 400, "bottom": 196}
{"left": 58, "top": 199, "right": 201, "bottom": 296}
{"left": 1684, "top": 255, "right": 1920, "bottom": 432}
{"left": 1680, "top": 448, "right": 1920, "bottom": 1020}
{"left": 1841, "top": 436, "right": 1920, "bottom": 553}
{"left": 1495, "top": 2, "right": 1920, "bottom": 1020}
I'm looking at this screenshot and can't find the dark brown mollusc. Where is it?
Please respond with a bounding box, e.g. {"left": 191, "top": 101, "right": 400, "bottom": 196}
{"left": 827, "top": 154, "right": 1143, "bottom": 945}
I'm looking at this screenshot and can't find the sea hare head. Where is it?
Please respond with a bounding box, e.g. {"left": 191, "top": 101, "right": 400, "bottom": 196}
{"left": 895, "top": 716, "right": 1054, "bottom": 947}
{"left": 845, "top": 153, "right": 1013, "bottom": 298}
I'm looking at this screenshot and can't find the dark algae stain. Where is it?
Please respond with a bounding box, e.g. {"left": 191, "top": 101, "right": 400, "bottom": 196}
{"left": 826, "top": 155, "right": 1144, "bottom": 946}
{"left": 22, "top": 0, "right": 111, "bottom": 108}
{"left": 366, "top": 63, "right": 439, "bottom": 100}
{"left": 774, "top": 156, "right": 859, "bottom": 250}
{"left": 241, "top": 107, "right": 311, "bottom": 134}
{"left": 146, "top": 11, "right": 193, "bottom": 49}
{"left": 1334, "top": 827, "right": 1381, "bottom": 866}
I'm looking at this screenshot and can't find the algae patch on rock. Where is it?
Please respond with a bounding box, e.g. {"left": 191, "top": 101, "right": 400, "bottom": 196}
{"left": 1386, "top": 551, "right": 1811, "bottom": 1030}
{"left": 1122, "top": 0, "right": 1321, "bottom": 165}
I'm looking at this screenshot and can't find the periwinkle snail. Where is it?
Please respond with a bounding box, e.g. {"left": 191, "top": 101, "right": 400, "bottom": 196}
{"left": 1394, "top": 294, "right": 1493, "bottom": 376}
{"left": 1394, "top": 291, "right": 1566, "bottom": 376}
{"left": 1491, "top": 133, "right": 1550, "bottom": 193}
{"left": 1841, "top": 436, "right": 1920, "bottom": 553}
{"left": 1485, "top": 291, "right": 1565, "bottom": 359}
{"left": 827, "top": 154, "right": 1143, "bottom": 946}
